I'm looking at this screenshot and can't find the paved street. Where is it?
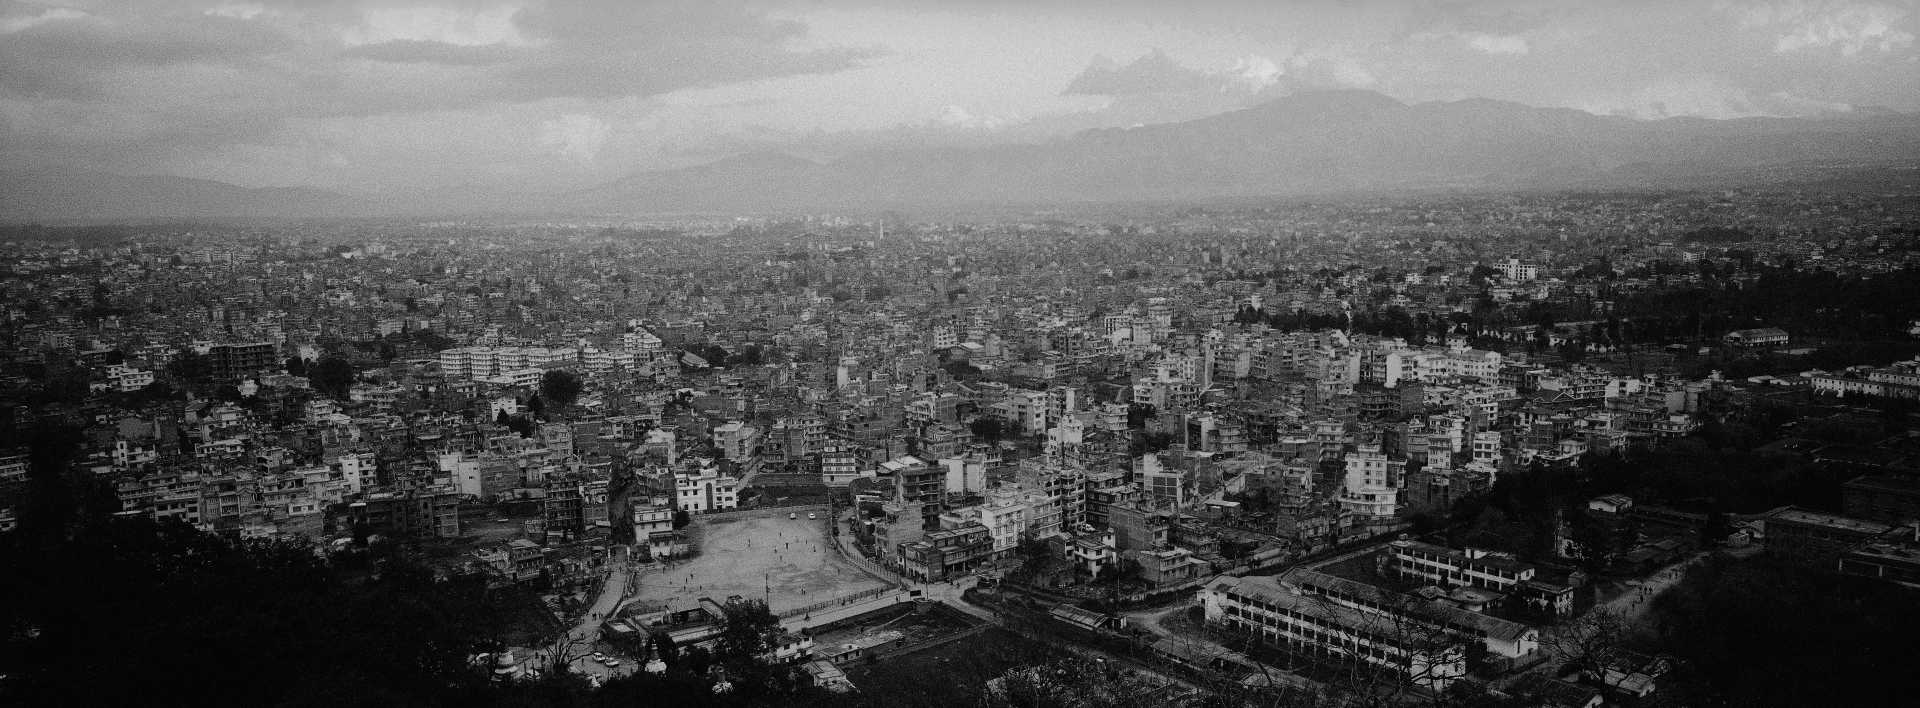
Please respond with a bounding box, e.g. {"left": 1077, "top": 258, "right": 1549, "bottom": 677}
{"left": 549, "top": 549, "right": 636, "bottom": 683}
{"left": 1517, "top": 551, "right": 1711, "bottom": 687}
{"left": 1122, "top": 601, "right": 1316, "bottom": 691}
{"left": 1599, "top": 552, "right": 1707, "bottom": 625}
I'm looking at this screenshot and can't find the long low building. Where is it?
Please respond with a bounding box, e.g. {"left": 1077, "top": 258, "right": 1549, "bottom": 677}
{"left": 1201, "top": 573, "right": 1469, "bottom": 690}
{"left": 1200, "top": 568, "right": 1541, "bottom": 692}
{"left": 1386, "top": 539, "right": 1536, "bottom": 591}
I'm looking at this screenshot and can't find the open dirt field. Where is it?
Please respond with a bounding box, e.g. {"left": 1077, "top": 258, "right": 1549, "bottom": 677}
{"left": 630, "top": 510, "right": 887, "bottom": 615}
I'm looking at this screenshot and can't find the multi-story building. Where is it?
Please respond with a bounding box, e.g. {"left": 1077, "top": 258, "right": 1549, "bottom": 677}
{"left": 820, "top": 444, "right": 863, "bottom": 486}
{"left": 1385, "top": 540, "right": 1536, "bottom": 591}
{"left": 674, "top": 462, "right": 738, "bottom": 514}
{"left": 632, "top": 504, "right": 682, "bottom": 559}
{"left": 1765, "top": 507, "right": 1891, "bottom": 566}
{"left": 209, "top": 342, "right": 277, "bottom": 382}
{"left": 898, "top": 523, "right": 991, "bottom": 581}
{"left": 1106, "top": 501, "right": 1172, "bottom": 553}
{"left": 1000, "top": 389, "right": 1050, "bottom": 436}
{"left": 882, "top": 455, "right": 944, "bottom": 527}
{"left": 1201, "top": 573, "right": 1469, "bottom": 690}
{"left": 1722, "top": 327, "right": 1788, "bottom": 348}
{"left": 1843, "top": 475, "right": 1920, "bottom": 525}
{"left": 1837, "top": 524, "right": 1920, "bottom": 588}
{"left": 1207, "top": 567, "right": 1539, "bottom": 666}
{"left": 712, "top": 420, "right": 762, "bottom": 476}
{"left": 346, "top": 489, "right": 461, "bottom": 540}
{"left": 941, "top": 485, "right": 1057, "bottom": 560}
{"left": 1340, "top": 443, "right": 1400, "bottom": 517}
{"left": 544, "top": 485, "right": 586, "bottom": 537}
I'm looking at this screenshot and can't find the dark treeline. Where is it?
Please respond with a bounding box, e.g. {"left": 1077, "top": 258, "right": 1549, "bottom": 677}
{"left": 1649, "top": 554, "right": 1920, "bottom": 708}
{"left": 1612, "top": 265, "right": 1920, "bottom": 343}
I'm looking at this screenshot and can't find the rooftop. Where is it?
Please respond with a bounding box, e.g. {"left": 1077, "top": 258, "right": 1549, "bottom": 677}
{"left": 1769, "top": 507, "right": 1892, "bottom": 534}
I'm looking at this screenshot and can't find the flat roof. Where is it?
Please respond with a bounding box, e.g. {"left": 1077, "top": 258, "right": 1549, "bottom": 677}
{"left": 1770, "top": 507, "right": 1891, "bottom": 534}
{"left": 1844, "top": 475, "right": 1920, "bottom": 494}
{"left": 1246, "top": 569, "right": 1533, "bottom": 642}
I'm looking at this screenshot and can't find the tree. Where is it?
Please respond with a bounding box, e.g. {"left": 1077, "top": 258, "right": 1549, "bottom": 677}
{"left": 285, "top": 356, "right": 308, "bottom": 376}
{"left": 970, "top": 416, "right": 1007, "bottom": 443}
{"left": 1548, "top": 607, "right": 1630, "bottom": 677}
{"left": 650, "top": 630, "right": 679, "bottom": 666}
{"left": 727, "top": 344, "right": 765, "bottom": 367}
{"left": 166, "top": 351, "right": 212, "bottom": 387}
{"left": 1648, "top": 555, "right": 1919, "bottom": 707}
{"left": 539, "top": 369, "right": 582, "bottom": 409}
{"left": 0, "top": 515, "right": 507, "bottom": 707}
{"left": 713, "top": 598, "right": 780, "bottom": 661}
{"left": 1126, "top": 402, "right": 1157, "bottom": 429}
{"left": 708, "top": 597, "right": 815, "bottom": 701}
{"left": 308, "top": 356, "right": 355, "bottom": 400}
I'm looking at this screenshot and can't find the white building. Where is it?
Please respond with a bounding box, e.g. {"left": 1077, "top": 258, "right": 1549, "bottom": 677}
{"left": 1500, "top": 258, "right": 1539, "bottom": 283}
{"left": 334, "top": 451, "right": 375, "bottom": 495}
{"left": 675, "top": 463, "right": 738, "bottom": 514}
{"left": 1385, "top": 540, "right": 1537, "bottom": 591}
{"left": 1340, "top": 443, "right": 1399, "bottom": 517}
{"left": 1201, "top": 573, "right": 1469, "bottom": 690}
{"left": 105, "top": 364, "right": 155, "bottom": 392}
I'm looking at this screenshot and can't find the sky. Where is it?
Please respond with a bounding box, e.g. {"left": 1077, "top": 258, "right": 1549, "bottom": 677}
{"left": 2, "top": 0, "right": 1916, "bottom": 193}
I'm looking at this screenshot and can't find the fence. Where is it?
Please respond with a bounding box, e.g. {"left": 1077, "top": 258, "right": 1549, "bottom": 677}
{"left": 778, "top": 585, "right": 903, "bottom": 619}
{"left": 697, "top": 504, "right": 828, "bottom": 522}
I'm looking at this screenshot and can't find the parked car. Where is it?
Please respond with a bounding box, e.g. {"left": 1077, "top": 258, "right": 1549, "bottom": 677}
{"left": 808, "top": 512, "right": 817, "bottom": 520}
{"left": 789, "top": 512, "right": 797, "bottom": 520}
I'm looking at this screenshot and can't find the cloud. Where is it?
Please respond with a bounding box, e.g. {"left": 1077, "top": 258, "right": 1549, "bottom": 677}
{"left": 344, "top": 5, "right": 531, "bottom": 47}
{"left": 0, "top": 6, "right": 85, "bottom": 34}
{"left": 497, "top": 2, "right": 881, "bottom": 102}
{"left": 1226, "top": 55, "right": 1282, "bottom": 91}
{"left": 1736, "top": 0, "right": 1917, "bottom": 55}
{"left": 1063, "top": 49, "right": 1224, "bottom": 96}
{"left": 204, "top": 4, "right": 267, "bottom": 22}
{"left": 0, "top": 0, "right": 879, "bottom": 181}
{"left": 340, "top": 39, "right": 520, "bottom": 65}
{"left": 538, "top": 113, "right": 610, "bottom": 164}
{"left": 1062, "top": 48, "right": 1374, "bottom": 103}
{"left": 1569, "top": 74, "right": 1850, "bottom": 120}
{"left": 3, "top": 0, "right": 1916, "bottom": 194}
{"left": 1280, "top": 50, "right": 1378, "bottom": 90}
{"left": 1464, "top": 33, "right": 1530, "bottom": 55}
{"left": 936, "top": 104, "right": 1011, "bottom": 130}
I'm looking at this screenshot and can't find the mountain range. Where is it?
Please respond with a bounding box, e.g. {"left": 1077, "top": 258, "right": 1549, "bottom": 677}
{"left": 8, "top": 90, "right": 1920, "bottom": 221}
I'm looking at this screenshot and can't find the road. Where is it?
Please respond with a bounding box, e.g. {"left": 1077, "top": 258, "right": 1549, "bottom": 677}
{"left": 1122, "top": 602, "right": 1316, "bottom": 691}
{"left": 823, "top": 512, "right": 1221, "bottom": 696}
{"left": 1515, "top": 551, "right": 1709, "bottom": 687}
{"left": 831, "top": 509, "right": 908, "bottom": 588}
{"left": 546, "top": 548, "right": 637, "bottom": 683}
{"left": 1597, "top": 551, "right": 1706, "bottom": 625}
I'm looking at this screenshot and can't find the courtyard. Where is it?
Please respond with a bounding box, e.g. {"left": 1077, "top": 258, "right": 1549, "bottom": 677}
{"left": 628, "top": 509, "right": 889, "bottom": 616}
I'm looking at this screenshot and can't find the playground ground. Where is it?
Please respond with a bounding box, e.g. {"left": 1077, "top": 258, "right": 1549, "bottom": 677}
{"left": 629, "top": 510, "right": 887, "bottom": 616}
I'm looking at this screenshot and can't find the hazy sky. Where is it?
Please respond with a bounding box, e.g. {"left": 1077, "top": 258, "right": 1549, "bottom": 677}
{"left": 3, "top": 0, "right": 1916, "bottom": 193}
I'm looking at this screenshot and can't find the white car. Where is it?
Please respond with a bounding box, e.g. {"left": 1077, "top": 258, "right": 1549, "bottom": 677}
{"left": 590, "top": 652, "right": 607, "bottom": 661}
{"left": 808, "top": 512, "right": 817, "bottom": 520}
{"left": 789, "top": 512, "right": 797, "bottom": 520}
{"left": 602, "top": 658, "right": 621, "bottom": 667}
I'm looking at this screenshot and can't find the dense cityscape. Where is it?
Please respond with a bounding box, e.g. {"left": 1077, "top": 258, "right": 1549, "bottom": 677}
{"left": 4, "top": 185, "right": 1920, "bottom": 706}
{"left": 8, "top": 1, "right": 1920, "bottom": 706}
